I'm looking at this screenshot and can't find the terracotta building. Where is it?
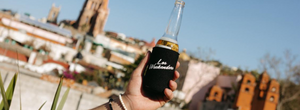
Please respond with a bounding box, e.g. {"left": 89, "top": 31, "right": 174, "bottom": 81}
{"left": 74, "top": 0, "right": 109, "bottom": 36}
{"left": 202, "top": 71, "right": 280, "bottom": 110}
{"left": 233, "top": 72, "right": 279, "bottom": 110}
{"left": 263, "top": 80, "right": 280, "bottom": 110}
{"left": 251, "top": 72, "right": 280, "bottom": 110}
{"left": 251, "top": 72, "right": 270, "bottom": 110}
{"left": 47, "top": 3, "right": 60, "bottom": 24}
{"left": 234, "top": 73, "right": 256, "bottom": 110}
{"left": 199, "top": 75, "right": 239, "bottom": 110}
{"left": 207, "top": 85, "right": 224, "bottom": 102}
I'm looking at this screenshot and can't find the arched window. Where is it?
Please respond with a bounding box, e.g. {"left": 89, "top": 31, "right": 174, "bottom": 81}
{"left": 214, "top": 92, "right": 218, "bottom": 97}
{"left": 91, "top": 2, "right": 95, "bottom": 9}
{"left": 99, "top": 3, "right": 102, "bottom": 8}
{"left": 247, "top": 79, "right": 251, "bottom": 84}
{"left": 94, "top": 3, "right": 98, "bottom": 9}
{"left": 52, "top": 12, "right": 56, "bottom": 18}
{"left": 245, "top": 87, "right": 249, "bottom": 92}
{"left": 85, "top": 16, "right": 89, "bottom": 24}
{"left": 269, "top": 96, "right": 274, "bottom": 102}
{"left": 271, "top": 87, "right": 276, "bottom": 92}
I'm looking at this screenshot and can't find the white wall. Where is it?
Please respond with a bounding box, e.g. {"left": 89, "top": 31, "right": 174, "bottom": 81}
{"left": 81, "top": 51, "right": 108, "bottom": 68}
{"left": 181, "top": 61, "right": 220, "bottom": 106}
{"left": 0, "top": 55, "right": 65, "bottom": 74}
{"left": 0, "top": 25, "right": 78, "bottom": 62}
{"left": 1, "top": 18, "right": 72, "bottom": 44}
{"left": 0, "top": 71, "right": 108, "bottom": 110}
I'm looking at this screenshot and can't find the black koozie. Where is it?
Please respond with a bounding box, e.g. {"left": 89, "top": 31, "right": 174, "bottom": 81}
{"left": 143, "top": 47, "right": 179, "bottom": 95}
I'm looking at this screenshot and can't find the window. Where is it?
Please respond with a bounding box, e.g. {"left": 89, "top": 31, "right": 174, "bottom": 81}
{"left": 18, "top": 29, "right": 26, "bottom": 34}
{"left": 271, "top": 87, "right": 276, "bottom": 92}
{"left": 99, "top": 3, "right": 102, "bottom": 8}
{"left": 269, "top": 96, "right": 274, "bottom": 102}
{"left": 214, "top": 92, "right": 218, "bottom": 97}
{"left": 94, "top": 3, "right": 97, "bottom": 9}
{"left": 91, "top": 2, "right": 95, "bottom": 9}
{"left": 85, "top": 16, "right": 89, "bottom": 23}
{"left": 4, "top": 38, "right": 10, "bottom": 43}
{"left": 247, "top": 80, "right": 251, "bottom": 84}
{"left": 52, "top": 12, "right": 56, "bottom": 18}
{"left": 245, "top": 87, "right": 249, "bottom": 92}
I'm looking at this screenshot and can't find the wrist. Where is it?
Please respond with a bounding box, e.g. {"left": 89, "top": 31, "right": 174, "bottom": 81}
{"left": 109, "top": 97, "right": 122, "bottom": 110}
{"left": 121, "top": 94, "right": 133, "bottom": 110}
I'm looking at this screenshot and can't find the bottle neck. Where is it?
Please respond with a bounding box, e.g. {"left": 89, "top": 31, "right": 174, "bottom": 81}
{"left": 156, "top": 37, "right": 179, "bottom": 52}
{"left": 162, "top": 1, "right": 184, "bottom": 41}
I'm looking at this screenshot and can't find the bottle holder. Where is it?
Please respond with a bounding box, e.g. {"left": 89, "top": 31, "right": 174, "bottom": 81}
{"left": 143, "top": 47, "right": 179, "bottom": 95}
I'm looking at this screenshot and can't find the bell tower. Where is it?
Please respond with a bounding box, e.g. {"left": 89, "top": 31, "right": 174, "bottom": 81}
{"left": 234, "top": 73, "right": 256, "bottom": 110}
{"left": 251, "top": 71, "right": 270, "bottom": 110}
{"left": 74, "top": 0, "right": 109, "bottom": 36}
{"left": 207, "top": 85, "right": 223, "bottom": 102}
{"left": 252, "top": 71, "right": 279, "bottom": 110}
{"left": 263, "top": 80, "right": 279, "bottom": 110}
{"left": 47, "top": 3, "right": 60, "bottom": 24}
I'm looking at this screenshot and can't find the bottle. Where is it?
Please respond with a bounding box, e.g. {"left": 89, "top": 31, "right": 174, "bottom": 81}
{"left": 143, "top": 0, "right": 185, "bottom": 96}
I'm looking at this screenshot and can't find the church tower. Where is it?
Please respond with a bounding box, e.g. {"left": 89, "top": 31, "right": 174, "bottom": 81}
{"left": 234, "top": 73, "right": 256, "bottom": 110}
{"left": 252, "top": 72, "right": 279, "bottom": 110}
{"left": 47, "top": 3, "right": 60, "bottom": 24}
{"left": 74, "top": 0, "right": 109, "bottom": 37}
{"left": 263, "top": 79, "right": 279, "bottom": 110}
{"left": 251, "top": 71, "right": 270, "bottom": 110}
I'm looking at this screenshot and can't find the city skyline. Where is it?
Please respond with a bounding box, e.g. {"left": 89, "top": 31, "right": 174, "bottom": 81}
{"left": 1, "top": 0, "right": 299, "bottom": 74}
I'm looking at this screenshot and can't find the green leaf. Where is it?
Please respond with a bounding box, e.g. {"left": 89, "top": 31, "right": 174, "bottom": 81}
{"left": 51, "top": 76, "right": 64, "bottom": 110}
{"left": 0, "top": 73, "right": 18, "bottom": 110}
{"left": 16, "top": 50, "right": 22, "bottom": 110}
{"left": 56, "top": 87, "right": 70, "bottom": 110}
{"left": 0, "top": 73, "right": 9, "bottom": 110}
{"left": 38, "top": 101, "right": 47, "bottom": 110}
{"left": 6, "top": 73, "right": 18, "bottom": 105}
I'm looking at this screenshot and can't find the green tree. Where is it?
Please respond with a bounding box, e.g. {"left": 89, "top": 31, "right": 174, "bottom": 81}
{"left": 260, "top": 50, "right": 300, "bottom": 110}
{"left": 187, "top": 47, "right": 216, "bottom": 61}
{"left": 250, "top": 70, "right": 260, "bottom": 79}
{"left": 123, "top": 54, "right": 145, "bottom": 82}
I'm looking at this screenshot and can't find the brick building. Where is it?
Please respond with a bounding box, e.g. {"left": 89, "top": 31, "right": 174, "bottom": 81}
{"left": 203, "top": 72, "right": 280, "bottom": 110}
{"left": 233, "top": 73, "right": 256, "bottom": 110}
{"left": 232, "top": 72, "right": 279, "bottom": 110}
{"left": 207, "top": 85, "right": 224, "bottom": 102}
{"left": 251, "top": 72, "right": 280, "bottom": 110}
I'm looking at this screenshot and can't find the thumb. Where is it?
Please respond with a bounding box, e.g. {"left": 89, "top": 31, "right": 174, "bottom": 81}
{"left": 133, "top": 51, "right": 151, "bottom": 76}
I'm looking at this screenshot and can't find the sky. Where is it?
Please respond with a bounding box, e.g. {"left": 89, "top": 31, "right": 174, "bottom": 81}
{"left": 0, "top": 0, "right": 299, "bottom": 71}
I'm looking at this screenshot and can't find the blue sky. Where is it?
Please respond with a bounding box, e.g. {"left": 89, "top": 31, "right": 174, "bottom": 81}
{"left": 1, "top": 0, "right": 299, "bottom": 71}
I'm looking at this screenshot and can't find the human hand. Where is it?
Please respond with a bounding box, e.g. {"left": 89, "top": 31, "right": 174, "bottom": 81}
{"left": 122, "top": 51, "right": 180, "bottom": 110}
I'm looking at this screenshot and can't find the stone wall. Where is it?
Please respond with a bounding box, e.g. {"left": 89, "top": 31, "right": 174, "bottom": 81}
{"left": 0, "top": 70, "right": 108, "bottom": 110}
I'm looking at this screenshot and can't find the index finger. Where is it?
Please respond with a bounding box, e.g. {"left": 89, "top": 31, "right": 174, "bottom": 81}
{"left": 176, "top": 61, "right": 180, "bottom": 69}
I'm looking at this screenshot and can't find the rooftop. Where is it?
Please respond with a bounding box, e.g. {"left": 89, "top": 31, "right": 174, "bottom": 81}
{"left": 18, "top": 15, "right": 72, "bottom": 37}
